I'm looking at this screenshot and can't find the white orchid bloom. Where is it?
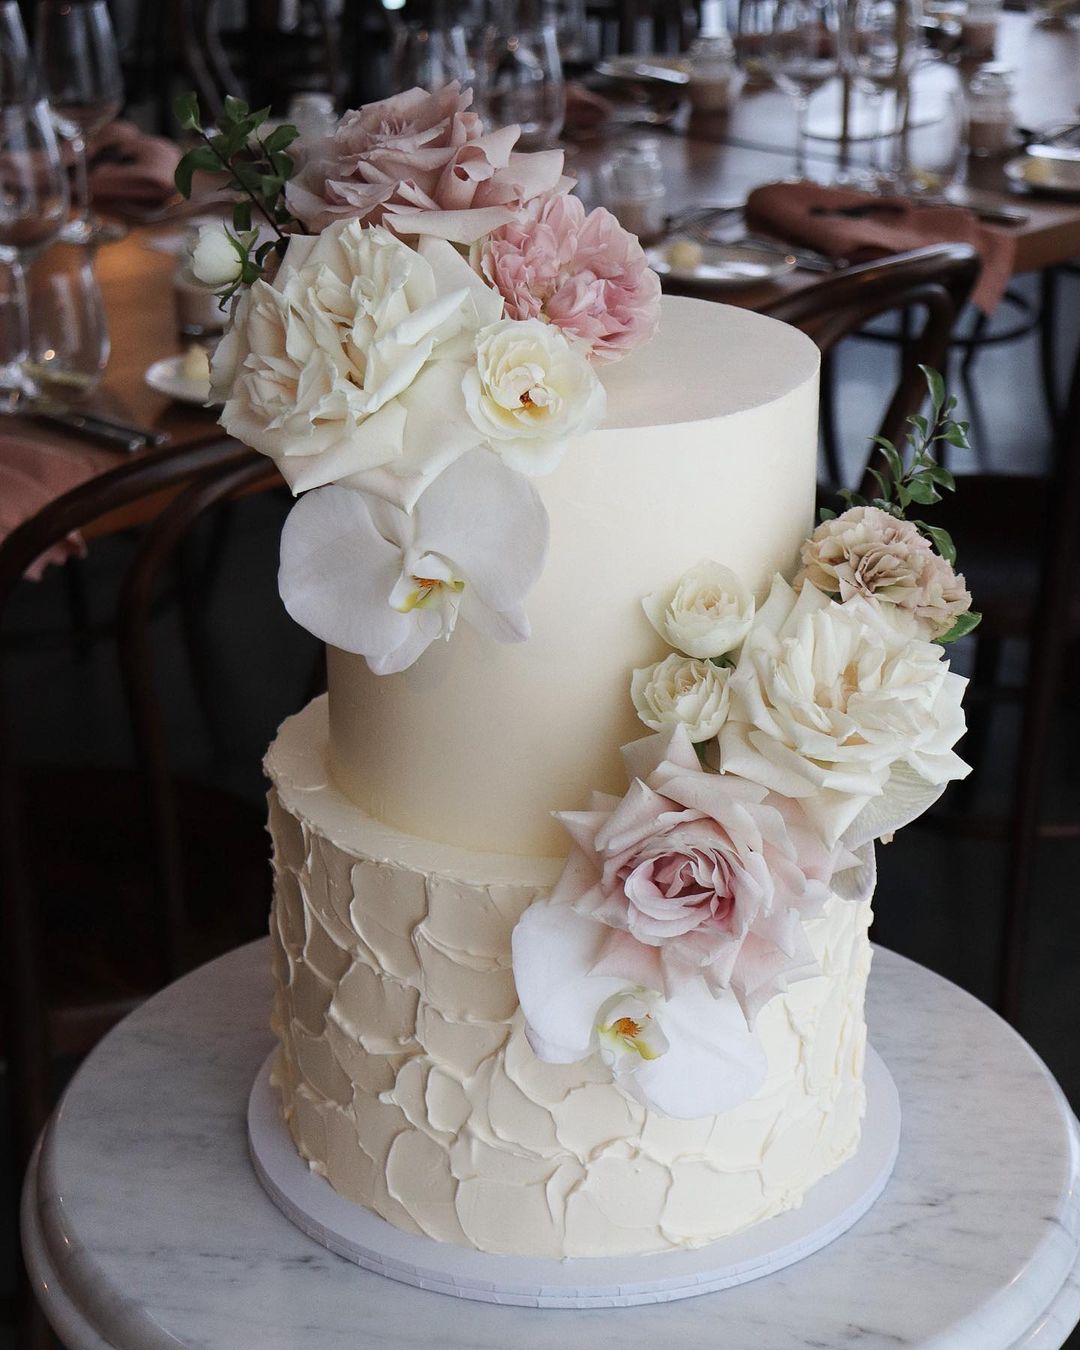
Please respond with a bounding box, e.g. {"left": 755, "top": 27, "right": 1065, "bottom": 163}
{"left": 278, "top": 447, "right": 549, "bottom": 674}
{"left": 512, "top": 896, "right": 768, "bottom": 1120}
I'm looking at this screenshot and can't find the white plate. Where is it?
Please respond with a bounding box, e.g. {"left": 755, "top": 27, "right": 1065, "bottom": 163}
{"left": 1004, "top": 153, "right": 1080, "bottom": 199}
{"left": 145, "top": 354, "right": 217, "bottom": 407}
{"left": 647, "top": 239, "right": 797, "bottom": 287}
{"left": 248, "top": 1045, "right": 900, "bottom": 1309}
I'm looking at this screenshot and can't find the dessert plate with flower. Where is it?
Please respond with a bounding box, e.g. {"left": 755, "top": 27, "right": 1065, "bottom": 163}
{"left": 647, "top": 237, "right": 797, "bottom": 286}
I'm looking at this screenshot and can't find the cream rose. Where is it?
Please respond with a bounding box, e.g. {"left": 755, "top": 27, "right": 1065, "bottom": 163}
{"left": 642, "top": 561, "right": 754, "bottom": 659}
{"left": 211, "top": 220, "right": 503, "bottom": 509}
{"left": 718, "top": 575, "right": 970, "bottom": 848}
{"left": 189, "top": 223, "right": 243, "bottom": 289}
{"left": 462, "top": 317, "right": 606, "bottom": 475}
{"left": 631, "top": 653, "right": 731, "bottom": 742}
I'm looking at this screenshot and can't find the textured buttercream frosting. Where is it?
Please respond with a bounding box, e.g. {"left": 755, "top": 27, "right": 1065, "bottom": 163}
{"left": 268, "top": 700, "right": 872, "bottom": 1258}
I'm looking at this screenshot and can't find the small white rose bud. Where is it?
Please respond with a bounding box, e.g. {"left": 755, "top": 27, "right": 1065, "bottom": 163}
{"left": 642, "top": 560, "right": 754, "bottom": 660}
{"left": 631, "top": 652, "right": 732, "bottom": 742}
{"left": 189, "top": 224, "right": 243, "bottom": 289}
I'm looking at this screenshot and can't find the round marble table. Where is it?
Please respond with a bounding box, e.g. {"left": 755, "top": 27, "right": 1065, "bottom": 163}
{"left": 21, "top": 940, "right": 1080, "bottom": 1350}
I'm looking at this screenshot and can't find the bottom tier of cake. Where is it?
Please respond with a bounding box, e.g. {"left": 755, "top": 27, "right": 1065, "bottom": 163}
{"left": 266, "top": 698, "right": 874, "bottom": 1260}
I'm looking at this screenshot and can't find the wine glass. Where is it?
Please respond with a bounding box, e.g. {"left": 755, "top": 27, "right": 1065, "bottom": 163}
{"left": 763, "top": 0, "right": 841, "bottom": 179}
{"left": 27, "top": 241, "right": 110, "bottom": 395}
{"left": 34, "top": 0, "right": 124, "bottom": 245}
{"left": 479, "top": 0, "right": 565, "bottom": 149}
{"left": 0, "top": 3, "right": 68, "bottom": 403}
{"left": 0, "top": 100, "right": 69, "bottom": 402}
{"left": 391, "top": 17, "right": 473, "bottom": 94}
{"left": 841, "top": 0, "right": 924, "bottom": 184}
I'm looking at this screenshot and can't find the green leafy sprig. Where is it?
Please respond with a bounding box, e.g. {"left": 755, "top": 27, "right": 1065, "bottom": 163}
{"left": 820, "top": 366, "right": 981, "bottom": 643}
{"left": 173, "top": 92, "right": 301, "bottom": 290}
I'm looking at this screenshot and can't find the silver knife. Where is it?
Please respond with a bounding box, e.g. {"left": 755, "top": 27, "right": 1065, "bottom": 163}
{"left": 29, "top": 402, "right": 172, "bottom": 452}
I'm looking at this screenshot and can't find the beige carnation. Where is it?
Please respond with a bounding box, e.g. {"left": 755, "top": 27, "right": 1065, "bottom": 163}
{"left": 799, "top": 505, "right": 971, "bottom": 641}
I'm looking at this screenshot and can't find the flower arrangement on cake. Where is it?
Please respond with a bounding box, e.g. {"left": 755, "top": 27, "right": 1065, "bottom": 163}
{"left": 180, "top": 87, "right": 975, "bottom": 1131}
{"left": 175, "top": 85, "right": 659, "bottom": 672}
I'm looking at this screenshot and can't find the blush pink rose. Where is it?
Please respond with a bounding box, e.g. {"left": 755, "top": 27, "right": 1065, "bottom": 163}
{"left": 552, "top": 726, "right": 860, "bottom": 1021}
{"left": 480, "top": 192, "right": 661, "bottom": 362}
{"left": 285, "top": 83, "right": 568, "bottom": 245}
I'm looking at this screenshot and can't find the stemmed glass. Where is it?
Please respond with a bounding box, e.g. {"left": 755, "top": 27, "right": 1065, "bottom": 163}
{"left": 841, "top": 0, "right": 924, "bottom": 185}
{"left": 479, "top": 0, "right": 565, "bottom": 149}
{"left": 762, "top": 0, "right": 841, "bottom": 179}
{"left": 0, "top": 2, "right": 68, "bottom": 404}
{"left": 34, "top": 0, "right": 124, "bottom": 244}
{"left": 391, "top": 11, "right": 472, "bottom": 93}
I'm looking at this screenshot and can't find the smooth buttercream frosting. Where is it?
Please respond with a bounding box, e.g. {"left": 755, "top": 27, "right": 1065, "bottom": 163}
{"left": 267, "top": 699, "right": 872, "bottom": 1258}
{"left": 326, "top": 295, "right": 821, "bottom": 857}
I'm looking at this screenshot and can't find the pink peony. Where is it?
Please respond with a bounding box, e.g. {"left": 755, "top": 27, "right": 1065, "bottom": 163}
{"left": 285, "top": 83, "right": 568, "bottom": 245}
{"left": 550, "top": 726, "right": 858, "bottom": 1021}
{"left": 480, "top": 192, "right": 661, "bottom": 361}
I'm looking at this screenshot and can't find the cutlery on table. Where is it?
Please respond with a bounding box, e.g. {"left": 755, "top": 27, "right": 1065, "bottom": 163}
{"left": 26, "top": 400, "right": 171, "bottom": 451}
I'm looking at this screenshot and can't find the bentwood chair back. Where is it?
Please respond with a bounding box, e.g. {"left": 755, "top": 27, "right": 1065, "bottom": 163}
{"left": 922, "top": 336, "right": 1080, "bottom": 1022}
{"left": 0, "top": 438, "right": 263, "bottom": 1171}
{"left": 762, "top": 242, "right": 980, "bottom": 493}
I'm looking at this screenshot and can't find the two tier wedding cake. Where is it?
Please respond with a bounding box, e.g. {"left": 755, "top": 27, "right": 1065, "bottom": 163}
{"left": 182, "top": 83, "right": 974, "bottom": 1262}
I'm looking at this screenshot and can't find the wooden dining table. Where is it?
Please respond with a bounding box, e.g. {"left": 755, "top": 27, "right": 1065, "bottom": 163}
{"left": 8, "top": 9, "right": 1080, "bottom": 526}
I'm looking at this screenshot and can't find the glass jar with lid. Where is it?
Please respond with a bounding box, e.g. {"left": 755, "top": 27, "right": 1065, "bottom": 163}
{"left": 965, "top": 62, "right": 1015, "bottom": 155}
{"left": 597, "top": 137, "right": 667, "bottom": 242}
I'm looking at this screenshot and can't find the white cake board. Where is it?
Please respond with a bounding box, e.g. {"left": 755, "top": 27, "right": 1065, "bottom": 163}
{"left": 249, "top": 1048, "right": 899, "bottom": 1309}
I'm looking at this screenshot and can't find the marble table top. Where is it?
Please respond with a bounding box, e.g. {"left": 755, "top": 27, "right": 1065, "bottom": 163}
{"left": 21, "top": 940, "right": 1080, "bottom": 1350}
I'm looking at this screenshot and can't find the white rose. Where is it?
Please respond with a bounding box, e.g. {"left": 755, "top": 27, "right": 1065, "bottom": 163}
{"left": 631, "top": 653, "right": 732, "bottom": 742}
{"left": 718, "top": 575, "right": 970, "bottom": 849}
{"left": 212, "top": 220, "right": 504, "bottom": 509}
{"left": 189, "top": 224, "right": 244, "bottom": 289}
{"left": 462, "top": 317, "right": 606, "bottom": 475}
{"left": 643, "top": 561, "right": 754, "bottom": 659}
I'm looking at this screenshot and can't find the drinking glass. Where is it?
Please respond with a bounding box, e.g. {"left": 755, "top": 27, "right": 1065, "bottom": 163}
{"left": 479, "top": 0, "right": 565, "bottom": 148}
{"left": 841, "top": 0, "right": 924, "bottom": 183}
{"left": 904, "top": 68, "right": 965, "bottom": 193}
{"left": 391, "top": 16, "right": 473, "bottom": 93}
{"left": 34, "top": 0, "right": 124, "bottom": 244}
{"left": 27, "top": 241, "right": 109, "bottom": 394}
{"left": 0, "top": 4, "right": 69, "bottom": 402}
{"left": 763, "top": 0, "right": 841, "bottom": 178}
{"left": 736, "top": 0, "right": 779, "bottom": 83}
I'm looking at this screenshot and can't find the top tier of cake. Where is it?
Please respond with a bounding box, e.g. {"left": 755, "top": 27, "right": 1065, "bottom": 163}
{"left": 327, "top": 296, "right": 820, "bottom": 858}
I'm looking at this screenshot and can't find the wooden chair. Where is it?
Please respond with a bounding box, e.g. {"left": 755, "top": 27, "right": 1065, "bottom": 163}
{"left": 924, "top": 341, "right": 1080, "bottom": 1023}
{"left": 765, "top": 242, "right": 1077, "bottom": 1024}
{"left": 761, "top": 242, "right": 980, "bottom": 491}
{"left": 0, "top": 438, "right": 273, "bottom": 1176}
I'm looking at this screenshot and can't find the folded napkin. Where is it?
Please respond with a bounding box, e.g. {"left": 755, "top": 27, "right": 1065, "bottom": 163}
{"left": 745, "top": 181, "right": 1015, "bottom": 314}
{"left": 88, "top": 120, "right": 181, "bottom": 213}
{"left": 0, "top": 437, "right": 100, "bottom": 580}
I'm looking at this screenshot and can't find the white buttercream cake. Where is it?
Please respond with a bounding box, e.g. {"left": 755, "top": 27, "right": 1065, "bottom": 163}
{"left": 264, "top": 296, "right": 876, "bottom": 1258}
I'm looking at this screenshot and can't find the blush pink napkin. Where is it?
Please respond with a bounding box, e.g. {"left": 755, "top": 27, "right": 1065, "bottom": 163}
{"left": 0, "top": 437, "right": 100, "bottom": 579}
{"left": 746, "top": 181, "right": 1015, "bottom": 314}
{"left": 88, "top": 120, "right": 181, "bottom": 213}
